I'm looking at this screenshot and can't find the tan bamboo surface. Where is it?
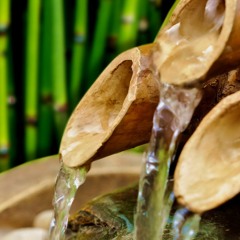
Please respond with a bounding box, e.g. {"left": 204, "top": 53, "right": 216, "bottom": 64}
{"left": 60, "top": 0, "right": 240, "bottom": 168}
{"left": 58, "top": 0, "right": 240, "bottom": 214}
{"left": 60, "top": 44, "right": 159, "bottom": 167}
{"left": 174, "top": 89, "right": 240, "bottom": 213}
{"left": 0, "top": 152, "right": 141, "bottom": 228}
{"left": 155, "top": 0, "right": 240, "bottom": 86}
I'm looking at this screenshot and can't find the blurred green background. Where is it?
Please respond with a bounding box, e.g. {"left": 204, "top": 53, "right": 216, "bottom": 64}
{"left": 0, "top": 0, "right": 175, "bottom": 171}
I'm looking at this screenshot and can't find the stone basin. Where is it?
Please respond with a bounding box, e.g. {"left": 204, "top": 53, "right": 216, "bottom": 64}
{"left": 0, "top": 152, "right": 239, "bottom": 239}
{"left": 0, "top": 152, "right": 142, "bottom": 237}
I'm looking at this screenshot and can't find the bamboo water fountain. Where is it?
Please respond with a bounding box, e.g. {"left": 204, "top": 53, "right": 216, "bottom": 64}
{"left": 1, "top": 0, "right": 240, "bottom": 239}
{"left": 57, "top": 0, "right": 240, "bottom": 239}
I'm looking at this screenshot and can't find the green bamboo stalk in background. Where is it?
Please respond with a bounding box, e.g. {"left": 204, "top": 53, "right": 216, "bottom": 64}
{"left": 117, "top": 0, "right": 140, "bottom": 53}
{"left": 154, "top": 0, "right": 163, "bottom": 7}
{"left": 0, "top": 1, "right": 173, "bottom": 169}
{"left": 149, "top": 2, "right": 162, "bottom": 41}
{"left": 69, "top": 0, "right": 88, "bottom": 110}
{"left": 0, "top": 0, "right": 10, "bottom": 171}
{"left": 106, "top": 0, "right": 122, "bottom": 62}
{"left": 7, "top": 36, "right": 17, "bottom": 168}
{"left": 24, "top": 0, "right": 41, "bottom": 161}
{"left": 137, "top": 0, "right": 150, "bottom": 45}
{"left": 87, "top": 0, "right": 113, "bottom": 89}
{"left": 38, "top": 0, "right": 54, "bottom": 157}
{"left": 50, "top": 0, "right": 68, "bottom": 143}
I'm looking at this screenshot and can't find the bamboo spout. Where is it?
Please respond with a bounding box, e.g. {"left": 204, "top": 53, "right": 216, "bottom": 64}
{"left": 60, "top": 0, "right": 240, "bottom": 169}
{"left": 154, "top": 0, "right": 240, "bottom": 86}
{"left": 210, "top": 0, "right": 240, "bottom": 76}
{"left": 60, "top": 44, "right": 159, "bottom": 167}
{"left": 174, "top": 89, "right": 240, "bottom": 213}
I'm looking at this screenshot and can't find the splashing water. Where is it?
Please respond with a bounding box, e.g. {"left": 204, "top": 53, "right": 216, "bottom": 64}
{"left": 134, "top": 84, "right": 202, "bottom": 240}
{"left": 172, "top": 208, "right": 201, "bottom": 240}
{"left": 49, "top": 162, "right": 88, "bottom": 240}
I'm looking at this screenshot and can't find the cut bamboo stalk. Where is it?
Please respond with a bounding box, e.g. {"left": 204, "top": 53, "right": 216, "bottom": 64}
{"left": 154, "top": 0, "right": 240, "bottom": 86}
{"left": 0, "top": 0, "right": 10, "bottom": 171}
{"left": 58, "top": 0, "right": 200, "bottom": 168}
{"left": 174, "top": 89, "right": 240, "bottom": 213}
{"left": 60, "top": 44, "right": 159, "bottom": 167}
{"left": 69, "top": 0, "right": 88, "bottom": 110}
{"left": 61, "top": 0, "right": 240, "bottom": 169}
{"left": 24, "top": 0, "right": 41, "bottom": 161}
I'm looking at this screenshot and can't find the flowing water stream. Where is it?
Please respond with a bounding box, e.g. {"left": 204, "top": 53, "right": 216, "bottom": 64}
{"left": 172, "top": 208, "right": 201, "bottom": 240}
{"left": 134, "top": 0, "right": 224, "bottom": 239}
{"left": 49, "top": 0, "right": 225, "bottom": 239}
{"left": 134, "top": 84, "right": 202, "bottom": 240}
{"left": 49, "top": 162, "right": 88, "bottom": 240}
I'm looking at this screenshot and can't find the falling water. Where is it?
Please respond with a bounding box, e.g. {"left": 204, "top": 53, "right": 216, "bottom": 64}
{"left": 134, "top": 84, "right": 202, "bottom": 240}
{"left": 172, "top": 208, "right": 201, "bottom": 240}
{"left": 49, "top": 161, "right": 88, "bottom": 240}
{"left": 134, "top": 0, "right": 225, "bottom": 239}
{"left": 47, "top": 1, "right": 226, "bottom": 239}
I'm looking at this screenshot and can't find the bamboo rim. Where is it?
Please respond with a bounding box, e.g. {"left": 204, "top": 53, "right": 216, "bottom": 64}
{"left": 155, "top": 0, "right": 240, "bottom": 86}
{"left": 174, "top": 90, "right": 240, "bottom": 213}
{"left": 60, "top": 44, "right": 159, "bottom": 167}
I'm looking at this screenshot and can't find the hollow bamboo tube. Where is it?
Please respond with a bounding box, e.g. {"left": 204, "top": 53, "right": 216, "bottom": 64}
{"left": 61, "top": 0, "right": 240, "bottom": 169}
{"left": 152, "top": 0, "right": 240, "bottom": 213}
{"left": 174, "top": 88, "right": 240, "bottom": 213}
{"left": 155, "top": 0, "right": 240, "bottom": 86}
{"left": 60, "top": 44, "right": 159, "bottom": 167}
{"left": 59, "top": 2, "right": 174, "bottom": 168}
